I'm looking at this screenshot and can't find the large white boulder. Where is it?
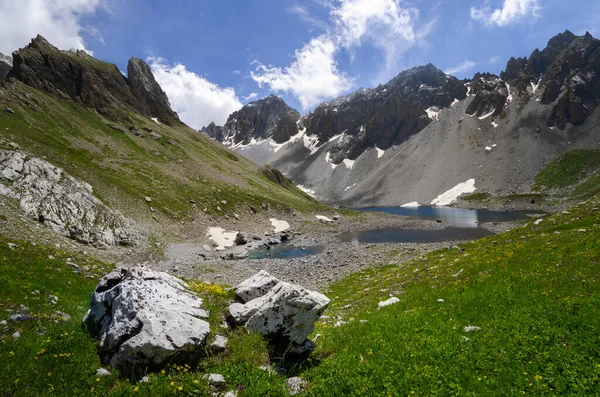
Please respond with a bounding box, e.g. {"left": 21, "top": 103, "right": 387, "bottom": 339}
{"left": 234, "top": 270, "right": 280, "bottom": 303}
{"left": 83, "top": 268, "right": 210, "bottom": 374}
{"left": 229, "top": 272, "right": 329, "bottom": 354}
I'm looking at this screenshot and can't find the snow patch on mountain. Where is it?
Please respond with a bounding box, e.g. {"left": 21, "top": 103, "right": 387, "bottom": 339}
{"left": 431, "top": 179, "right": 476, "bottom": 206}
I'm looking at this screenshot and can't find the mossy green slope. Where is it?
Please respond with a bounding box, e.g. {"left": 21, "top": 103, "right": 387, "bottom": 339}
{"left": 0, "top": 81, "right": 325, "bottom": 230}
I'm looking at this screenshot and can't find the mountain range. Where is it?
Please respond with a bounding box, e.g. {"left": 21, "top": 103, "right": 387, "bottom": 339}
{"left": 202, "top": 30, "right": 600, "bottom": 206}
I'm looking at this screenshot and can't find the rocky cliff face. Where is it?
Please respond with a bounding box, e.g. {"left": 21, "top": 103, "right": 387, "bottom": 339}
{"left": 203, "top": 94, "right": 300, "bottom": 145}
{"left": 302, "top": 64, "right": 467, "bottom": 163}
{"left": 9, "top": 35, "right": 179, "bottom": 125}
{"left": 0, "top": 150, "right": 139, "bottom": 248}
{"left": 0, "top": 53, "right": 12, "bottom": 80}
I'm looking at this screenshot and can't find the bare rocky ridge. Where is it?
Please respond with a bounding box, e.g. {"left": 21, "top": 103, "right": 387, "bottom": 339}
{"left": 8, "top": 35, "right": 179, "bottom": 125}
{"left": 206, "top": 30, "right": 600, "bottom": 207}
{"left": 202, "top": 94, "right": 301, "bottom": 145}
{"left": 0, "top": 150, "right": 139, "bottom": 248}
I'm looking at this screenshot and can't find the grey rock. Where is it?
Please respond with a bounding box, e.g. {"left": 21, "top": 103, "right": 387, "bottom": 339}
{"left": 207, "top": 373, "right": 226, "bottom": 389}
{"left": 234, "top": 270, "right": 280, "bottom": 303}
{"left": 83, "top": 268, "right": 210, "bottom": 374}
{"left": 286, "top": 377, "right": 307, "bottom": 395}
{"left": 0, "top": 52, "right": 11, "bottom": 80}
{"left": 12, "top": 331, "right": 21, "bottom": 339}
{"left": 209, "top": 335, "right": 228, "bottom": 353}
{"left": 149, "top": 132, "right": 162, "bottom": 140}
{"left": 4, "top": 108, "right": 15, "bottom": 114}
{"left": 0, "top": 320, "right": 7, "bottom": 326}
{"left": 0, "top": 150, "right": 139, "bottom": 247}
{"left": 235, "top": 232, "right": 249, "bottom": 246}
{"left": 96, "top": 368, "right": 111, "bottom": 376}
{"left": 229, "top": 274, "right": 329, "bottom": 355}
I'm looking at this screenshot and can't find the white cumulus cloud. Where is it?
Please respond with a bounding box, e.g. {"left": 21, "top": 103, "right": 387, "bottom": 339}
{"left": 252, "top": 0, "right": 433, "bottom": 110}
{"left": 470, "top": 0, "right": 541, "bottom": 27}
{"left": 251, "top": 35, "right": 353, "bottom": 109}
{"left": 148, "top": 57, "right": 243, "bottom": 129}
{"left": 0, "top": 0, "right": 105, "bottom": 54}
{"left": 444, "top": 60, "right": 477, "bottom": 76}
{"left": 242, "top": 92, "right": 259, "bottom": 102}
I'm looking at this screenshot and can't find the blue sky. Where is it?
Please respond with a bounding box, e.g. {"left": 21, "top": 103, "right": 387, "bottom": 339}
{"left": 0, "top": 0, "right": 598, "bottom": 128}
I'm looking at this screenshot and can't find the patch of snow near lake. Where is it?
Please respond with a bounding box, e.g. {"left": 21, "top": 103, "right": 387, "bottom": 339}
{"left": 401, "top": 202, "right": 420, "bottom": 207}
{"left": 491, "top": 121, "right": 498, "bottom": 128}
{"left": 207, "top": 227, "right": 237, "bottom": 251}
{"left": 342, "top": 158, "right": 355, "bottom": 169}
{"left": 431, "top": 179, "right": 476, "bottom": 206}
{"left": 270, "top": 218, "right": 290, "bottom": 233}
{"left": 345, "top": 183, "right": 357, "bottom": 192}
{"left": 315, "top": 215, "right": 334, "bottom": 222}
{"left": 297, "top": 185, "right": 317, "bottom": 198}
{"left": 376, "top": 146, "right": 385, "bottom": 159}
{"left": 478, "top": 110, "right": 495, "bottom": 120}
{"left": 151, "top": 117, "right": 160, "bottom": 124}
{"left": 425, "top": 106, "right": 440, "bottom": 121}
{"left": 377, "top": 297, "right": 400, "bottom": 310}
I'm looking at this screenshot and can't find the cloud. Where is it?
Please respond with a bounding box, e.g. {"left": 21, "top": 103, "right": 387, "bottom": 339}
{"left": 444, "top": 60, "right": 477, "bottom": 76}
{"left": 251, "top": 35, "right": 353, "bottom": 109}
{"left": 488, "top": 55, "right": 501, "bottom": 64}
{"left": 0, "top": 0, "right": 105, "bottom": 54}
{"left": 470, "top": 0, "right": 541, "bottom": 27}
{"left": 243, "top": 92, "right": 258, "bottom": 102}
{"left": 253, "top": 0, "right": 433, "bottom": 109}
{"left": 148, "top": 57, "right": 243, "bottom": 128}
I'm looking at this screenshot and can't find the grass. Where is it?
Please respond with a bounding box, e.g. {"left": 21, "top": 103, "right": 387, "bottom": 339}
{"left": 2, "top": 194, "right": 600, "bottom": 395}
{"left": 461, "top": 192, "right": 492, "bottom": 201}
{"left": 305, "top": 195, "right": 600, "bottom": 395}
{"left": 534, "top": 149, "right": 600, "bottom": 191}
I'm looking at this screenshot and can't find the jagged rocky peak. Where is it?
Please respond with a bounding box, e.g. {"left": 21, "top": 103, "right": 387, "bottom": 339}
{"left": 465, "top": 73, "right": 508, "bottom": 119}
{"left": 0, "top": 52, "right": 12, "bottom": 80}
{"left": 8, "top": 35, "right": 179, "bottom": 125}
{"left": 201, "top": 121, "right": 227, "bottom": 142}
{"left": 127, "top": 57, "right": 179, "bottom": 125}
{"left": 223, "top": 94, "right": 300, "bottom": 145}
{"left": 303, "top": 63, "right": 467, "bottom": 163}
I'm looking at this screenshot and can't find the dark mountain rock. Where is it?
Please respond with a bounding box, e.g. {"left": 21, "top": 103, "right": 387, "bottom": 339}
{"left": 303, "top": 64, "right": 467, "bottom": 162}
{"left": 227, "top": 95, "right": 300, "bottom": 144}
{"left": 8, "top": 35, "right": 179, "bottom": 125}
{"left": 0, "top": 53, "right": 12, "bottom": 80}
{"left": 201, "top": 122, "right": 227, "bottom": 142}
{"left": 465, "top": 73, "right": 508, "bottom": 118}
{"left": 127, "top": 57, "right": 179, "bottom": 125}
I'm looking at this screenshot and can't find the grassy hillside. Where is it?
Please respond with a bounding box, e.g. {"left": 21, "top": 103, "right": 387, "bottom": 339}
{"left": 0, "top": 81, "right": 325, "bottom": 234}
{"left": 534, "top": 149, "right": 600, "bottom": 198}
{"left": 2, "top": 193, "right": 599, "bottom": 395}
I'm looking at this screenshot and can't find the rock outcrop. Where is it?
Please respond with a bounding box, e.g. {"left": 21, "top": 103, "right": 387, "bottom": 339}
{"left": 229, "top": 271, "right": 329, "bottom": 355}
{"left": 465, "top": 73, "right": 509, "bottom": 119}
{"left": 83, "top": 268, "right": 210, "bottom": 375}
{"left": 203, "top": 94, "right": 300, "bottom": 145}
{"left": 0, "top": 52, "right": 12, "bottom": 80}
{"left": 0, "top": 150, "right": 138, "bottom": 247}
{"left": 8, "top": 35, "right": 179, "bottom": 125}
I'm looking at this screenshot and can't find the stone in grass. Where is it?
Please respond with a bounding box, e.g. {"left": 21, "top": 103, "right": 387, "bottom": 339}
{"left": 12, "top": 331, "right": 21, "bottom": 339}
{"left": 96, "top": 368, "right": 111, "bottom": 376}
{"left": 223, "top": 392, "right": 237, "bottom": 397}
{"left": 209, "top": 335, "right": 228, "bottom": 353}
{"left": 464, "top": 325, "right": 481, "bottom": 333}
{"left": 207, "top": 373, "right": 226, "bottom": 389}
{"left": 377, "top": 297, "right": 400, "bottom": 310}
{"left": 286, "top": 377, "right": 307, "bottom": 395}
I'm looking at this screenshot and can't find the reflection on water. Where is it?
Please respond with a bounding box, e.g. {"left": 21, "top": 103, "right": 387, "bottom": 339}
{"left": 357, "top": 206, "right": 535, "bottom": 228}
{"left": 247, "top": 245, "right": 324, "bottom": 259}
{"left": 340, "top": 227, "right": 494, "bottom": 244}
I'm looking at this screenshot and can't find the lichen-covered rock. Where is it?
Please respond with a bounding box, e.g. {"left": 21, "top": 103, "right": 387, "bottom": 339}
{"left": 0, "top": 150, "right": 138, "bottom": 247}
{"left": 234, "top": 270, "right": 280, "bottom": 303}
{"left": 229, "top": 272, "right": 329, "bottom": 355}
{"left": 83, "top": 268, "right": 210, "bottom": 375}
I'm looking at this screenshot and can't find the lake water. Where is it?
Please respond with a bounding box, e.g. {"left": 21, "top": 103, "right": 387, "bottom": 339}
{"left": 247, "top": 206, "right": 535, "bottom": 258}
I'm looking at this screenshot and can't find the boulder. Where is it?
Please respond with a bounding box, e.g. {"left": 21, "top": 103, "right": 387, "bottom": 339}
{"left": 234, "top": 270, "right": 280, "bottom": 303}
{"left": 209, "top": 335, "right": 228, "bottom": 353}
{"left": 83, "top": 268, "right": 210, "bottom": 376}
{"left": 286, "top": 377, "right": 307, "bottom": 395}
{"left": 229, "top": 272, "right": 329, "bottom": 355}
{"left": 0, "top": 150, "right": 138, "bottom": 247}
{"left": 235, "top": 232, "right": 249, "bottom": 246}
